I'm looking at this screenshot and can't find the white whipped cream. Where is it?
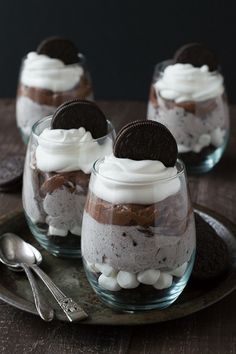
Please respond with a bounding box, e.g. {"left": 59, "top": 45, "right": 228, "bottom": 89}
{"left": 155, "top": 63, "right": 224, "bottom": 103}
{"left": 36, "top": 127, "right": 113, "bottom": 174}
{"left": 91, "top": 154, "right": 180, "bottom": 204}
{"left": 21, "top": 52, "right": 83, "bottom": 92}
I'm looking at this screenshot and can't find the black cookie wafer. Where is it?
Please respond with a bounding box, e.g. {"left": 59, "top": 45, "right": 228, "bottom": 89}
{"left": 0, "top": 155, "right": 24, "bottom": 192}
{"left": 37, "top": 37, "right": 79, "bottom": 65}
{"left": 192, "top": 213, "right": 229, "bottom": 283}
{"left": 113, "top": 120, "right": 178, "bottom": 167}
{"left": 174, "top": 43, "right": 218, "bottom": 72}
{"left": 51, "top": 99, "right": 108, "bottom": 139}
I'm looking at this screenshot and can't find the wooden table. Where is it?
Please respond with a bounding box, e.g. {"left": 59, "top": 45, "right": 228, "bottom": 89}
{"left": 0, "top": 99, "right": 235, "bottom": 354}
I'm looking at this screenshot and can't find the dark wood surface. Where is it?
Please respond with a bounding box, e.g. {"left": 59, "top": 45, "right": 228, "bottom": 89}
{"left": 0, "top": 99, "right": 235, "bottom": 354}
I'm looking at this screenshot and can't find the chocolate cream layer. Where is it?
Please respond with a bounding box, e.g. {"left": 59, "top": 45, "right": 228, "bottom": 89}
{"left": 17, "top": 74, "right": 92, "bottom": 106}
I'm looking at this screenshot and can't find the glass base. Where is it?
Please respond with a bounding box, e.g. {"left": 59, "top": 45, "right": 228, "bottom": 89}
{"left": 83, "top": 253, "right": 195, "bottom": 312}
{"left": 180, "top": 143, "right": 227, "bottom": 175}
{"left": 25, "top": 214, "right": 81, "bottom": 258}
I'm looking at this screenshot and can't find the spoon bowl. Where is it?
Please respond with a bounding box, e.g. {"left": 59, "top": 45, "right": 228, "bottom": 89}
{"left": 0, "top": 233, "right": 41, "bottom": 269}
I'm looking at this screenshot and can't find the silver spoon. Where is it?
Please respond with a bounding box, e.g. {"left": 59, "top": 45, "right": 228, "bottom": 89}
{"left": 0, "top": 233, "right": 88, "bottom": 322}
{"left": 0, "top": 233, "right": 54, "bottom": 321}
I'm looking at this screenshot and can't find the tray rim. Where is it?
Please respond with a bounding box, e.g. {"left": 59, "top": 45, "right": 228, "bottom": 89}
{"left": 0, "top": 204, "right": 235, "bottom": 325}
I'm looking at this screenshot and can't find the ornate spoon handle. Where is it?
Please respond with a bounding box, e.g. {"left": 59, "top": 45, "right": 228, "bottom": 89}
{"left": 21, "top": 263, "right": 54, "bottom": 321}
{"left": 30, "top": 264, "right": 88, "bottom": 322}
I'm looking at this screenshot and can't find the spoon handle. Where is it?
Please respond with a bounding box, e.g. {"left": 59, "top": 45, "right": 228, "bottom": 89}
{"left": 21, "top": 263, "right": 54, "bottom": 322}
{"left": 30, "top": 264, "right": 88, "bottom": 322}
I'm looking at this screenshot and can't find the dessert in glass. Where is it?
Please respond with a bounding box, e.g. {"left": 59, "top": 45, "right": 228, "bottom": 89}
{"left": 23, "top": 100, "right": 115, "bottom": 257}
{"left": 82, "top": 120, "right": 196, "bottom": 311}
{"left": 16, "top": 37, "right": 93, "bottom": 144}
{"left": 147, "top": 43, "right": 230, "bottom": 174}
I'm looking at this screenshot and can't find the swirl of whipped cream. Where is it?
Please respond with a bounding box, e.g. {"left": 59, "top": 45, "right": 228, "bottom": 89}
{"left": 91, "top": 154, "right": 181, "bottom": 204}
{"left": 155, "top": 63, "right": 224, "bottom": 103}
{"left": 36, "top": 127, "right": 113, "bottom": 174}
{"left": 21, "top": 52, "right": 84, "bottom": 92}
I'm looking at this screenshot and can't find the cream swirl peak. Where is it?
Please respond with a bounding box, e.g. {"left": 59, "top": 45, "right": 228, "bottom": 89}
{"left": 91, "top": 154, "right": 181, "bottom": 204}
{"left": 21, "top": 52, "right": 83, "bottom": 92}
{"left": 155, "top": 63, "right": 224, "bottom": 103}
{"left": 36, "top": 127, "right": 113, "bottom": 174}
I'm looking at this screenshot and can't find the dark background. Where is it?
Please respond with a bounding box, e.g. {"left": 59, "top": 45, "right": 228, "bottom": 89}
{"left": 0, "top": 0, "right": 236, "bottom": 102}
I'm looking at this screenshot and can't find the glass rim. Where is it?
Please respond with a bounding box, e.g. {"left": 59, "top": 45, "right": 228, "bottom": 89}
{"left": 92, "top": 158, "right": 185, "bottom": 185}
{"left": 32, "top": 115, "right": 115, "bottom": 144}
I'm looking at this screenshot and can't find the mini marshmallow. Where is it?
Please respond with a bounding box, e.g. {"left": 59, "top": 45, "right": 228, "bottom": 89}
{"left": 198, "top": 134, "right": 211, "bottom": 147}
{"left": 86, "top": 261, "right": 99, "bottom": 273}
{"left": 98, "top": 274, "right": 121, "bottom": 291}
{"left": 168, "top": 262, "right": 188, "bottom": 277}
{"left": 193, "top": 134, "right": 211, "bottom": 153}
{"left": 153, "top": 272, "right": 173, "bottom": 290}
{"left": 95, "top": 263, "right": 117, "bottom": 277}
{"left": 137, "top": 269, "right": 160, "bottom": 285}
{"left": 211, "top": 127, "right": 225, "bottom": 147}
{"left": 192, "top": 144, "right": 202, "bottom": 153}
{"left": 48, "top": 225, "right": 67, "bottom": 236}
{"left": 70, "top": 225, "right": 81, "bottom": 236}
{"left": 117, "top": 271, "right": 139, "bottom": 289}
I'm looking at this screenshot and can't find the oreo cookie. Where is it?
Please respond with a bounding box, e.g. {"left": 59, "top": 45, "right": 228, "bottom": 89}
{"left": 37, "top": 37, "right": 79, "bottom": 65}
{"left": 51, "top": 99, "right": 108, "bottom": 139}
{"left": 0, "top": 155, "right": 24, "bottom": 192}
{"left": 113, "top": 120, "right": 177, "bottom": 167}
{"left": 174, "top": 43, "right": 218, "bottom": 72}
{"left": 192, "top": 213, "right": 229, "bottom": 283}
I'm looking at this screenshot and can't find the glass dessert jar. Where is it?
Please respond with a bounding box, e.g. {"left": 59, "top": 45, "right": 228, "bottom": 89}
{"left": 22, "top": 116, "right": 115, "bottom": 258}
{"left": 147, "top": 60, "right": 230, "bottom": 174}
{"left": 16, "top": 51, "right": 93, "bottom": 144}
{"left": 82, "top": 156, "right": 196, "bottom": 311}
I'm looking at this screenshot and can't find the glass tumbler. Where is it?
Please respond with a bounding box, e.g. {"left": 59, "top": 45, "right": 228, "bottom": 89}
{"left": 82, "top": 159, "right": 196, "bottom": 311}
{"left": 22, "top": 116, "right": 115, "bottom": 258}
{"left": 147, "top": 60, "right": 230, "bottom": 174}
{"left": 16, "top": 53, "right": 93, "bottom": 144}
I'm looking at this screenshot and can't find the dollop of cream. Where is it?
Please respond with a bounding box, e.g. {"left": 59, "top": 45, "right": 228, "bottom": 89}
{"left": 91, "top": 154, "right": 181, "bottom": 204}
{"left": 21, "top": 52, "right": 83, "bottom": 92}
{"left": 155, "top": 63, "right": 224, "bottom": 103}
{"left": 36, "top": 127, "right": 113, "bottom": 174}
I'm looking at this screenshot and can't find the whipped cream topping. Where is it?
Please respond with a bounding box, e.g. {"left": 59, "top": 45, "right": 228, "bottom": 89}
{"left": 155, "top": 63, "right": 224, "bottom": 103}
{"left": 21, "top": 52, "right": 84, "bottom": 92}
{"left": 36, "top": 127, "right": 113, "bottom": 174}
{"left": 91, "top": 154, "right": 181, "bottom": 204}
